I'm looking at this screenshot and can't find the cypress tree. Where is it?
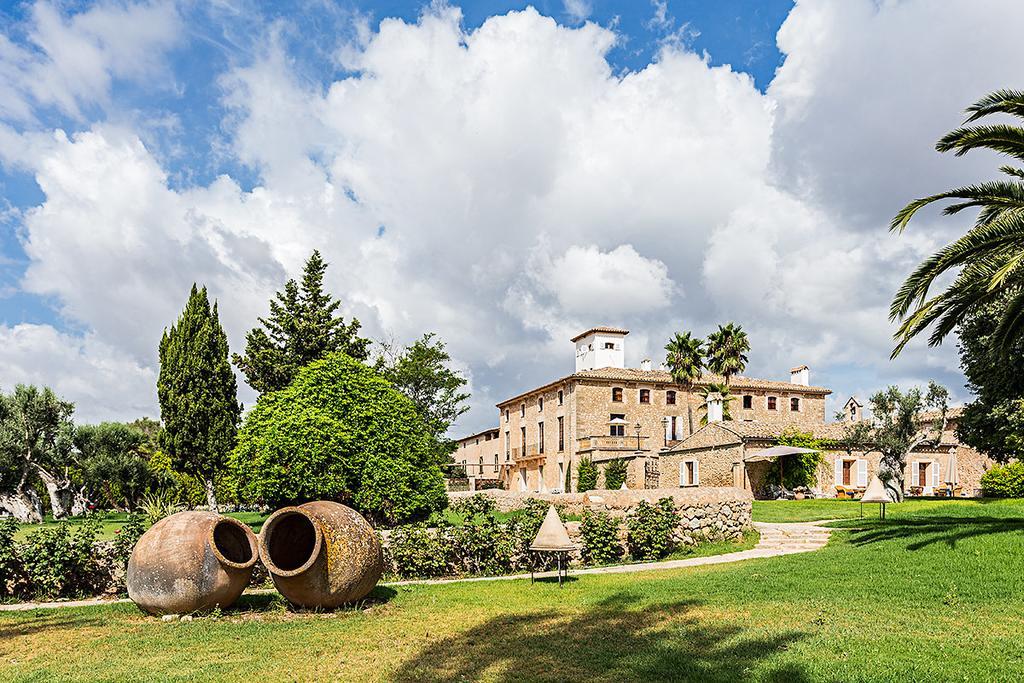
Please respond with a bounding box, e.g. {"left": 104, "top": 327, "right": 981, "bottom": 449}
{"left": 233, "top": 250, "right": 370, "bottom": 393}
{"left": 158, "top": 284, "right": 240, "bottom": 511}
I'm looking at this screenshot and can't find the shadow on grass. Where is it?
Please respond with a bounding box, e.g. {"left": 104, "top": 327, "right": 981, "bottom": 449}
{"left": 0, "top": 613, "right": 105, "bottom": 641}
{"left": 232, "top": 585, "right": 398, "bottom": 613}
{"left": 393, "top": 591, "right": 808, "bottom": 682}
{"left": 846, "top": 516, "right": 1024, "bottom": 551}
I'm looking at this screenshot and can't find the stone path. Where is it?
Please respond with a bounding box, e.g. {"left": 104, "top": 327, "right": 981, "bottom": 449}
{"left": 0, "top": 521, "right": 833, "bottom": 612}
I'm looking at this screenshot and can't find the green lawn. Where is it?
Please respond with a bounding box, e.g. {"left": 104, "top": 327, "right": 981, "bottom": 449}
{"left": 750, "top": 496, "right": 1001, "bottom": 523}
{"left": 3, "top": 498, "right": 1023, "bottom": 681}
{"left": 13, "top": 511, "right": 270, "bottom": 542}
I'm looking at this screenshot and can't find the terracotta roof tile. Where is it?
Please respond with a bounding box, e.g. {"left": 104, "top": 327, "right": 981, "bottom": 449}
{"left": 570, "top": 326, "right": 630, "bottom": 342}
{"left": 572, "top": 367, "right": 832, "bottom": 394}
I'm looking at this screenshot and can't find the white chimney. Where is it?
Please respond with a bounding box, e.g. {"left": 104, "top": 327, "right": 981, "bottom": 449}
{"left": 640, "top": 358, "right": 652, "bottom": 372}
{"left": 790, "top": 365, "right": 809, "bottom": 386}
{"left": 706, "top": 393, "right": 724, "bottom": 423}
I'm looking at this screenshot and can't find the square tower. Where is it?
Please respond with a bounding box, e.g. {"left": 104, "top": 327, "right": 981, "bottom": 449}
{"left": 572, "top": 326, "right": 628, "bottom": 371}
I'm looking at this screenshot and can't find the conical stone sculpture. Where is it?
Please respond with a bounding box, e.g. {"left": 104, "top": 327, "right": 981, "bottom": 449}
{"left": 860, "top": 475, "right": 891, "bottom": 503}
{"left": 530, "top": 505, "right": 576, "bottom": 552}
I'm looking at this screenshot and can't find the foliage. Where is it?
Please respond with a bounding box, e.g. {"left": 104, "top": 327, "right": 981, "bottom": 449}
{"left": 20, "top": 518, "right": 103, "bottom": 599}
{"left": 579, "top": 509, "right": 622, "bottom": 565}
{"left": 231, "top": 353, "right": 448, "bottom": 525}
{"left": 705, "top": 323, "right": 750, "bottom": 385}
{"left": 698, "top": 382, "right": 736, "bottom": 425}
{"left": 980, "top": 463, "right": 1024, "bottom": 498}
{"left": 75, "top": 422, "right": 168, "bottom": 511}
{"left": 234, "top": 250, "right": 370, "bottom": 394}
{"left": 956, "top": 293, "right": 1024, "bottom": 460}
{"left": 664, "top": 331, "right": 705, "bottom": 385}
{"left": 764, "top": 429, "right": 825, "bottom": 489}
{"left": 603, "top": 458, "right": 628, "bottom": 490}
{"left": 576, "top": 455, "right": 598, "bottom": 492}
{"left": 626, "top": 498, "right": 679, "bottom": 561}
{"left": 839, "top": 382, "right": 949, "bottom": 501}
{"left": 0, "top": 517, "right": 23, "bottom": 597}
{"left": 890, "top": 90, "right": 1024, "bottom": 356}
{"left": 387, "top": 524, "right": 453, "bottom": 579}
{"left": 0, "top": 384, "right": 76, "bottom": 521}
{"left": 450, "top": 493, "right": 497, "bottom": 518}
{"left": 375, "top": 332, "right": 470, "bottom": 455}
{"left": 138, "top": 489, "right": 185, "bottom": 525}
{"left": 158, "top": 284, "right": 240, "bottom": 511}
{"left": 110, "top": 515, "right": 147, "bottom": 578}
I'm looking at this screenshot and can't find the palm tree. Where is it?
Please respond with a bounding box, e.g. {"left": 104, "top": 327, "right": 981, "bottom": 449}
{"left": 698, "top": 382, "right": 735, "bottom": 426}
{"left": 706, "top": 323, "right": 750, "bottom": 386}
{"left": 664, "top": 331, "right": 705, "bottom": 436}
{"left": 890, "top": 89, "right": 1024, "bottom": 357}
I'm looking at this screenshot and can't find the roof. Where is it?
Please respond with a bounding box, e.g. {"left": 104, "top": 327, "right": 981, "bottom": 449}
{"left": 844, "top": 396, "right": 863, "bottom": 407}
{"left": 570, "top": 326, "right": 630, "bottom": 342}
{"left": 496, "top": 367, "right": 832, "bottom": 407}
{"left": 454, "top": 427, "right": 501, "bottom": 443}
{"left": 790, "top": 365, "right": 809, "bottom": 372}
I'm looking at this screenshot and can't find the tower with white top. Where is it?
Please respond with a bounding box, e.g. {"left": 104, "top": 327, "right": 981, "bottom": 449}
{"left": 572, "top": 327, "right": 628, "bottom": 372}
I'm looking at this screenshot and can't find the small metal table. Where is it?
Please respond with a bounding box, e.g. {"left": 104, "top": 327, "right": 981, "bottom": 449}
{"left": 529, "top": 546, "right": 574, "bottom": 587}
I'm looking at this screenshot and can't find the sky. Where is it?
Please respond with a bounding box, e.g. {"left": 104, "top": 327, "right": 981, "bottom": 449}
{"left": 0, "top": 0, "right": 1022, "bottom": 434}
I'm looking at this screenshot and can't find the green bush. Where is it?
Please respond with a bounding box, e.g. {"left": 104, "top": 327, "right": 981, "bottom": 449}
{"left": 20, "top": 518, "right": 103, "bottom": 599}
{"left": 981, "top": 462, "right": 1024, "bottom": 498}
{"left": 580, "top": 509, "right": 622, "bottom": 565}
{"left": 387, "top": 524, "right": 453, "bottom": 578}
{"left": 111, "top": 515, "right": 147, "bottom": 571}
{"left": 576, "top": 456, "right": 598, "bottom": 492}
{"left": 626, "top": 498, "right": 679, "bottom": 561}
{"left": 604, "top": 459, "right": 628, "bottom": 490}
{"left": 231, "top": 353, "right": 448, "bottom": 525}
{"left": 450, "top": 493, "right": 496, "bottom": 519}
{"left": 0, "top": 517, "right": 24, "bottom": 598}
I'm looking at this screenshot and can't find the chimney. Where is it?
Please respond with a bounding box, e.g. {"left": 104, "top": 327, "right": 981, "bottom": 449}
{"left": 790, "top": 365, "right": 809, "bottom": 386}
{"left": 640, "top": 358, "right": 652, "bottom": 372}
{"left": 706, "top": 393, "right": 724, "bottom": 423}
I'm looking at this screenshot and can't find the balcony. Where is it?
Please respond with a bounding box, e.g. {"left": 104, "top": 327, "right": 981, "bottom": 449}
{"left": 577, "top": 435, "right": 652, "bottom": 456}
{"left": 511, "top": 445, "right": 546, "bottom": 462}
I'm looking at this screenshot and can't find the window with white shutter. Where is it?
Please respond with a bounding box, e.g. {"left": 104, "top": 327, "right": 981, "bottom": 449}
{"left": 932, "top": 461, "right": 940, "bottom": 488}
{"left": 693, "top": 460, "right": 700, "bottom": 486}
{"left": 834, "top": 458, "right": 843, "bottom": 486}
{"left": 857, "top": 459, "right": 868, "bottom": 487}
{"left": 910, "top": 462, "right": 919, "bottom": 487}
{"left": 679, "top": 462, "right": 688, "bottom": 487}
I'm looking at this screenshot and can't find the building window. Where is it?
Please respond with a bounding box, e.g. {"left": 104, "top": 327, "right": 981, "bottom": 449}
{"left": 505, "top": 409, "right": 509, "bottom": 422}
{"left": 539, "top": 397, "right": 544, "bottom": 412}
{"left": 558, "top": 389, "right": 563, "bottom": 405}
{"left": 667, "top": 415, "right": 678, "bottom": 441}
{"left": 521, "top": 403, "right": 525, "bottom": 417}
{"left": 604, "top": 342, "right": 615, "bottom": 349}
{"left": 612, "top": 387, "right": 623, "bottom": 402}
{"left": 558, "top": 416, "right": 564, "bottom": 451}
{"left": 639, "top": 389, "right": 650, "bottom": 404}
{"left": 505, "top": 432, "right": 510, "bottom": 459}
{"left": 743, "top": 395, "right": 753, "bottom": 410}
{"left": 538, "top": 422, "right": 545, "bottom": 453}
{"left": 610, "top": 414, "right": 625, "bottom": 437}
{"left": 679, "top": 460, "right": 699, "bottom": 487}
{"left": 494, "top": 454, "right": 498, "bottom": 471}
{"left": 521, "top": 426, "right": 526, "bottom": 454}
{"left": 478, "top": 456, "right": 483, "bottom": 474}
{"left": 767, "top": 396, "right": 778, "bottom": 411}
{"left": 790, "top": 397, "right": 801, "bottom": 412}
{"left": 666, "top": 390, "right": 676, "bottom": 405}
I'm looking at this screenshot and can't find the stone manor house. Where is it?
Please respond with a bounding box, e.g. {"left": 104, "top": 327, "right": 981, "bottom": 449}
{"left": 453, "top": 326, "right": 994, "bottom": 498}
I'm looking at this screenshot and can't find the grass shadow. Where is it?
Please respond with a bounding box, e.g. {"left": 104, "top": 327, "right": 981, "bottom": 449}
{"left": 844, "top": 516, "right": 1024, "bottom": 550}
{"left": 0, "top": 613, "right": 105, "bottom": 641}
{"left": 232, "top": 585, "right": 398, "bottom": 614}
{"left": 393, "top": 590, "right": 808, "bottom": 682}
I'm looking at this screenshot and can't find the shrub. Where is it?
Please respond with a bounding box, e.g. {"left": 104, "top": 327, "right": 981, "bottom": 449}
{"left": 20, "top": 518, "right": 104, "bottom": 599}
{"left": 626, "top": 498, "right": 679, "bottom": 561}
{"left": 981, "top": 462, "right": 1024, "bottom": 498}
{"left": 450, "top": 493, "right": 496, "bottom": 519}
{"left": 580, "top": 509, "right": 622, "bottom": 565}
{"left": 576, "top": 456, "right": 598, "bottom": 492}
{"left": 111, "top": 516, "right": 147, "bottom": 571}
{"left": 604, "top": 459, "right": 628, "bottom": 490}
{"left": 231, "top": 353, "right": 448, "bottom": 525}
{"left": 0, "top": 517, "right": 24, "bottom": 598}
{"left": 138, "top": 489, "right": 185, "bottom": 525}
{"left": 452, "top": 518, "right": 509, "bottom": 576}
{"left": 387, "top": 524, "right": 453, "bottom": 578}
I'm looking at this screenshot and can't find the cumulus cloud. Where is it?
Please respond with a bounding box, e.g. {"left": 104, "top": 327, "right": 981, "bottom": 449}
{"left": 2, "top": 0, "right": 1021, "bottom": 432}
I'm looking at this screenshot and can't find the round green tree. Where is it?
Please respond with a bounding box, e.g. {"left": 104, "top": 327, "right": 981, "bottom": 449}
{"left": 230, "top": 353, "right": 448, "bottom": 525}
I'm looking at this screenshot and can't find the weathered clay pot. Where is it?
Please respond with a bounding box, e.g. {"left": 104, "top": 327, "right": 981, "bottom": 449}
{"left": 259, "top": 501, "right": 383, "bottom": 608}
{"left": 127, "top": 511, "right": 258, "bottom": 615}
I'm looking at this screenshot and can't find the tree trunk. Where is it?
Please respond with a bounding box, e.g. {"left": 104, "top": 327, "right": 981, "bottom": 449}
{"left": 71, "top": 486, "right": 90, "bottom": 517}
{"left": 203, "top": 478, "right": 218, "bottom": 512}
{"left": 35, "top": 466, "right": 73, "bottom": 519}
{"left": 685, "top": 387, "right": 695, "bottom": 436}
{"left": 0, "top": 489, "right": 44, "bottom": 523}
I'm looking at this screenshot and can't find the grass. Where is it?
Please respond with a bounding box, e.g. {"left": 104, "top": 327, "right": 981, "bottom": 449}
{"left": 13, "top": 512, "right": 270, "bottom": 542}
{"left": 750, "top": 496, "right": 993, "bottom": 523}
{"left": 3, "top": 498, "right": 1024, "bottom": 681}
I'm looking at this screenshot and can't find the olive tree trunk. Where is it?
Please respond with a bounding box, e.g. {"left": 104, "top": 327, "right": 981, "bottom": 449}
{"left": 204, "top": 477, "right": 219, "bottom": 512}
{"left": 35, "top": 465, "right": 73, "bottom": 519}
{"left": 0, "top": 489, "right": 44, "bottom": 523}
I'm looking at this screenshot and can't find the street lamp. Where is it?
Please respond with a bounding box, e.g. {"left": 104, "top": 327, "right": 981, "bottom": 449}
{"left": 661, "top": 416, "right": 669, "bottom": 447}
{"left": 634, "top": 422, "right": 643, "bottom": 451}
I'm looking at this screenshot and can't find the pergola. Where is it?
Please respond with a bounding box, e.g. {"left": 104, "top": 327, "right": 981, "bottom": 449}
{"left": 745, "top": 445, "right": 820, "bottom": 486}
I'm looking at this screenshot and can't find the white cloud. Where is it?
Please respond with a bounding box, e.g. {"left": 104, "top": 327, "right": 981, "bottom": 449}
{"left": 0, "top": 324, "right": 157, "bottom": 423}
{"left": 563, "top": 0, "right": 591, "bottom": 24}
{"left": 3, "top": 0, "right": 1022, "bottom": 431}
{"left": 0, "top": 1, "right": 182, "bottom": 124}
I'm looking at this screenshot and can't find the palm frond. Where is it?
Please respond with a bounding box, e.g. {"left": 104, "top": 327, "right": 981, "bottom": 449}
{"left": 890, "top": 181, "right": 1024, "bottom": 233}
{"left": 963, "top": 89, "right": 1024, "bottom": 123}
{"left": 936, "top": 124, "right": 1024, "bottom": 162}
{"left": 1000, "top": 165, "right": 1024, "bottom": 180}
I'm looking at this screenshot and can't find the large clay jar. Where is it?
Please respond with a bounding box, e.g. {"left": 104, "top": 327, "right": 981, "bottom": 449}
{"left": 259, "top": 501, "right": 383, "bottom": 608}
{"left": 127, "top": 511, "right": 258, "bottom": 615}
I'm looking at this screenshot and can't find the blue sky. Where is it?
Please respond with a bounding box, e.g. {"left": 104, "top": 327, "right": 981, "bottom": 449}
{"left": 0, "top": 0, "right": 1020, "bottom": 429}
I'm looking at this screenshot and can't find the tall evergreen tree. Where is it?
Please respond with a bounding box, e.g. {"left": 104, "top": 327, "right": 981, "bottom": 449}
{"left": 234, "top": 250, "right": 370, "bottom": 393}
{"left": 158, "top": 284, "right": 240, "bottom": 511}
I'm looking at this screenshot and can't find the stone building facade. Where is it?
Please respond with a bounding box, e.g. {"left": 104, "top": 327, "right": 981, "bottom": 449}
{"left": 488, "top": 326, "right": 830, "bottom": 494}
{"left": 452, "top": 428, "right": 503, "bottom": 488}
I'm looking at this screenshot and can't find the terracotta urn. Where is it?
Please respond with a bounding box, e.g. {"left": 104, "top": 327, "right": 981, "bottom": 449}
{"left": 127, "top": 511, "right": 258, "bottom": 615}
{"left": 259, "top": 501, "right": 383, "bottom": 608}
